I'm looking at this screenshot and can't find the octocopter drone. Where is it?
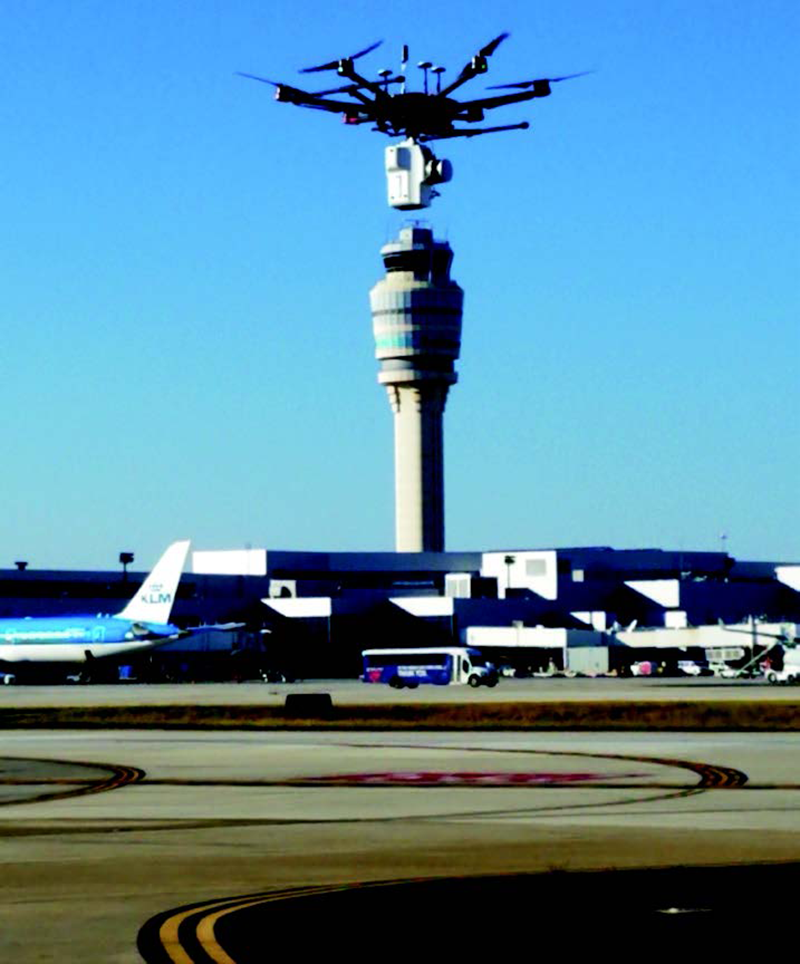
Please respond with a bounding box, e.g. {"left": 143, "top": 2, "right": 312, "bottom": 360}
{"left": 238, "top": 33, "right": 587, "bottom": 209}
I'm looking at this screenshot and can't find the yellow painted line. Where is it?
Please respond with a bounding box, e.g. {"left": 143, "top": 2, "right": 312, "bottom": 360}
{"left": 183, "top": 883, "right": 398, "bottom": 963}
{"left": 197, "top": 885, "right": 351, "bottom": 963}
{"left": 157, "top": 886, "right": 338, "bottom": 964}
{"left": 157, "top": 913, "right": 195, "bottom": 964}
{"left": 159, "top": 901, "right": 228, "bottom": 964}
{"left": 196, "top": 898, "right": 267, "bottom": 964}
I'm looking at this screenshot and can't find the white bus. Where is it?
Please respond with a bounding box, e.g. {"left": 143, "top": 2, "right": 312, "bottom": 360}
{"left": 361, "top": 647, "right": 498, "bottom": 688}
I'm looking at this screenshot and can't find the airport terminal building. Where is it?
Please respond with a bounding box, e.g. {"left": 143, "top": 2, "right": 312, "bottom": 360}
{"left": 1, "top": 544, "right": 798, "bottom": 681}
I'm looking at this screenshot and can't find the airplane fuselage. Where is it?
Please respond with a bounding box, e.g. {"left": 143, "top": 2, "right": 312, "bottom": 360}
{"left": 0, "top": 615, "right": 181, "bottom": 664}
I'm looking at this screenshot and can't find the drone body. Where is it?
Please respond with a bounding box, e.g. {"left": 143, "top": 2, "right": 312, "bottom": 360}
{"left": 238, "top": 34, "right": 586, "bottom": 209}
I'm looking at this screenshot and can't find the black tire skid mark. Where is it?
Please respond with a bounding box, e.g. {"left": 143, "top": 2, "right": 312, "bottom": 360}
{"left": 0, "top": 756, "right": 145, "bottom": 807}
{"left": 337, "top": 741, "right": 750, "bottom": 788}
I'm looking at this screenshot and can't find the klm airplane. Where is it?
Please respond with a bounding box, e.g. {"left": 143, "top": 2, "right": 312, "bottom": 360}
{"left": 0, "top": 540, "right": 193, "bottom": 681}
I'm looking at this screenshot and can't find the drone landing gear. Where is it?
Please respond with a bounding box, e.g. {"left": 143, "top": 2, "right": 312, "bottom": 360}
{"left": 384, "top": 138, "right": 452, "bottom": 210}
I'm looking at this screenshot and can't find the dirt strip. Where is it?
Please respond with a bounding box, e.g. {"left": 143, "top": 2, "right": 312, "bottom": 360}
{"left": 1, "top": 699, "right": 799, "bottom": 730}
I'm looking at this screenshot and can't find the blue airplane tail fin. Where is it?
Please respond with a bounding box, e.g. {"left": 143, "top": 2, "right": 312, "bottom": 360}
{"left": 116, "top": 540, "right": 191, "bottom": 625}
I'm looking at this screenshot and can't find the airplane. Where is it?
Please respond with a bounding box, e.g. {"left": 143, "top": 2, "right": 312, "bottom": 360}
{"left": 0, "top": 540, "right": 225, "bottom": 683}
{"left": 237, "top": 33, "right": 589, "bottom": 143}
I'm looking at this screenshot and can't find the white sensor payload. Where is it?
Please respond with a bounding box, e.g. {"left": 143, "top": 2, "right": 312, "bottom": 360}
{"left": 384, "top": 138, "right": 453, "bottom": 210}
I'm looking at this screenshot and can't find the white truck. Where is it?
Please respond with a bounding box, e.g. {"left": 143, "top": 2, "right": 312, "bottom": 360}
{"left": 764, "top": 648, "right": 800, "bottom": 684}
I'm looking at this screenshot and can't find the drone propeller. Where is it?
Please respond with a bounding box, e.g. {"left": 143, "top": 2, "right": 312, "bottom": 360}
{"left": 310, "top": 82, "right": 361, "bottom": 96}
{"left": 479, "top": 32, "right": 510, "bottom": 58}
{"left": 235, "top": 71, "right": 281, "bottom": 87}
{"left": 488, "top": 70, "right": 593, "bottom": 91}
{"left": 310, "top": 75, "right": 403, "bottom": 97}
{"left": 300, "top": 40, "right": 383, "bottom": 74}
{"left": 439, "top": 31, "right": 510, "bottom": 97}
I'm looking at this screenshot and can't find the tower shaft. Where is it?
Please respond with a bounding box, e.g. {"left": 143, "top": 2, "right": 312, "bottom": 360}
{"left": 387, "top": 383, "right": 447, "bottom": 551}
{"left": 370, "top": 226, "right": 463, "bottom": 552}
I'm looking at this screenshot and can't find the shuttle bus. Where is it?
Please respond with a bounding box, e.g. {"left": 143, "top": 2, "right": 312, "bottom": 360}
{"left": 361, "top": 646, "right": 498, "bottom": 688}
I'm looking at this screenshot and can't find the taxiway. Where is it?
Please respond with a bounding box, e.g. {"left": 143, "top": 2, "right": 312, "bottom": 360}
{"left": 2, "top": 724, "right": 800, "bottom": 961}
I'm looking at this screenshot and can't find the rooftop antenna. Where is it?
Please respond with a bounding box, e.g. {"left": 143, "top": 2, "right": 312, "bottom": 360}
{"left": 417, "top": 61, "right": 432, "bottom": 94}
{"left": 400, "top": 44, "right": 408, "bottom": 93}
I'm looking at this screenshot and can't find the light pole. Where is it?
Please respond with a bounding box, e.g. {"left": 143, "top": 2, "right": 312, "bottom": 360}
{"left": 504, "top": 555, "right": 515, "bottom": 598}
{"left": 119, "top": 552, "right": 134, "bottom": 581}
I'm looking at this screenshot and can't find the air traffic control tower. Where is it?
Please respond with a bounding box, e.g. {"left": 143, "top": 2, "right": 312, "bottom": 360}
{"left": 370, "top": 225, "right": 464, "bottom": 552}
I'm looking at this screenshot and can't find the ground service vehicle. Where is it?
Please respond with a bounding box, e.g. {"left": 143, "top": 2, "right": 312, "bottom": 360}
{"left": 765, "top": 648, "right": 800, "bottom": 684}
{"left": 362, "top": 646, "right": 498, "bottom": 688}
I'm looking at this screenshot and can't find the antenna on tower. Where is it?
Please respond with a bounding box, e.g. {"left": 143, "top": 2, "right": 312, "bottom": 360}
{"left": 400, "top": 44, "right": 408, "bottom": 93}
{"left": 417, "top": 61, "right": 432, "bottom": 94}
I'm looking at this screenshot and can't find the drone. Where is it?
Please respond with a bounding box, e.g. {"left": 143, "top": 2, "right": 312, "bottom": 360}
{"left": 238, "top": 33, "right": 587, "bottom": 210}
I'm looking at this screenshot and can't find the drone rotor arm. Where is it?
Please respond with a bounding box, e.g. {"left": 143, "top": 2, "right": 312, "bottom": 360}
{"left": 420, "top": 121, "right": 529, "bottom": 141}
{"left": 457, "top": 89, "right": 538, "bottom": 112}
{"left": 438, "top": 66, "right": 476, "bottom": 98}
{"left": 338, "top": 66, "right": 391, "bottom": 100}
{"left": 283, "top": 90, "right": 375, "bottom": 114}
{"left": 235, "top": 73, "right": 365, "bottom": 113}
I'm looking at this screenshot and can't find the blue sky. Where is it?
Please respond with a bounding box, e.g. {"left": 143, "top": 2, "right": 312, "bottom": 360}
{"left": 2, "top": 1, "right": 797, "bottom": 570}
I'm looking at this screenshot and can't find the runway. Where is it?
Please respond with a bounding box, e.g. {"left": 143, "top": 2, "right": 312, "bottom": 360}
{"left": 3, "top": 726, "right": 800, "bottom": 961}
